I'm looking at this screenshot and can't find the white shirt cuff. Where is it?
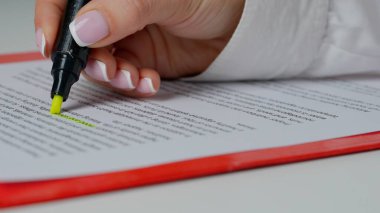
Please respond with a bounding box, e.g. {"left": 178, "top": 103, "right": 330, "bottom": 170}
{"left": 302, "top": 0, "right": 380, "bottom": 77}
{"left": 188, "top": 0, "right": 330, "bottom": 81}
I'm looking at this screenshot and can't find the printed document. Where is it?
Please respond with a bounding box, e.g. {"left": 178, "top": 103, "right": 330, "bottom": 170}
{"left": 1, "top": 60, "right": 380, "bottom": 182}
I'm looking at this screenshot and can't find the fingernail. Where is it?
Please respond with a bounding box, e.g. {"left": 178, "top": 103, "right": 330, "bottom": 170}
{"left": 84, "top": 59, "right": 110, "bottom": 82}
{"left": 110, "top": 70, "right": 135, "bottom": 90}
{"left": 136, "top": 78, "right": 156, "bottom": 94}
{"left": 35, "top": 28, "right": 46, "bottom": 57}
{"left": 69, "top": 10, "right": 109, "bottom": 47}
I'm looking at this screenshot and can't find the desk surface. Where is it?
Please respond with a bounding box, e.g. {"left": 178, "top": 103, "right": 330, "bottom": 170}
{"left": 1, "top": 1, "right": 380, "bottom": 212}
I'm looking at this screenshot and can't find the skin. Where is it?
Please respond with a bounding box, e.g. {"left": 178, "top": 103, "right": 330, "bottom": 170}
{"left": 35, "top": 0, "right": 245, "bottom": 98}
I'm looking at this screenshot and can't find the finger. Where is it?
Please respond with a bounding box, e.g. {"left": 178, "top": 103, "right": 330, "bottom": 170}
{"left": 113, "top": 30, "right": 156, "bottom": 70}
{"left": 69, "top": 0, "right": 200, "bottom": 47}
{"left": 121, "top": 68, "right": 161, "bottom": 98}
{"left": 85, "top": 67, "right": 160, "bottom": 98}
{"left": 108, "top": 68, "right": 160, "bottom": 98}
{"left": 35, "top": 0, "right": 66, "bottom": 57}
{"left": 83, "top": 48, "right": 117, "bottom": 83}
{"left": 109, "top": 57, "right": 140, "bottom": 91}
{"left": 113, "top": 28, "right": 218, "bottom": 79}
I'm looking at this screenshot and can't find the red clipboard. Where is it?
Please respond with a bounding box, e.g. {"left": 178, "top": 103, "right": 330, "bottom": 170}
{"left": 1, "top": 52, "right": 380, "bottom": 208}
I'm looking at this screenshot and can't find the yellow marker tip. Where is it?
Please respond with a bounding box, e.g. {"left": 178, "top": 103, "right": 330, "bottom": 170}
{"left": 50, "top": 95, "right": 63, "bottom": 114}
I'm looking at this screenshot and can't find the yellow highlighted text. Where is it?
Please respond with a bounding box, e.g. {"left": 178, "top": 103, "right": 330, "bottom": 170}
{"left": 53, "top": 113, "right": 96, "bottom": 127}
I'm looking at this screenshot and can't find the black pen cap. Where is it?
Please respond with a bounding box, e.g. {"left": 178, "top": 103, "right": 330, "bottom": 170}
{"left": 50, "top": 0, "right": 90, "bottom": 101}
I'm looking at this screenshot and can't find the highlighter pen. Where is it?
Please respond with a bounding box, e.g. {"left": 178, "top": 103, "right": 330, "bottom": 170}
{"left": 50, "top": 0, "right": 90, "bottom": 114}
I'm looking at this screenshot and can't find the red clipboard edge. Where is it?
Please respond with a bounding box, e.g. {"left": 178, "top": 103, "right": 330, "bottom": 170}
{"left": 0, "top": 52, "right": 44, "bottom": 64}
{"left": 1, "top": 52, "right": 380, "bottom": 208}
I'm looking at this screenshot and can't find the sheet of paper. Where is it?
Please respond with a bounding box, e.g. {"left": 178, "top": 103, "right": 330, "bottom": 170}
{"left": 1, "top": 60, "right": 380, "bottom": 182}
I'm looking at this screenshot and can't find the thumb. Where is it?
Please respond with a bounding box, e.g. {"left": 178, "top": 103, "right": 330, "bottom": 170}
{"left": 70, "top": 0, "right": 198, "bottom": 47}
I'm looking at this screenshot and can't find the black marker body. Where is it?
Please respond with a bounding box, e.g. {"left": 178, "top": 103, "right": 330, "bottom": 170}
{"left": 51, "top": 0, "right": 90, "bottom": 101}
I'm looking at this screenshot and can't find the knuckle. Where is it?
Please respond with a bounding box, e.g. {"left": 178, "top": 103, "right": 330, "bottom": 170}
{"left": 131, "top": 0, "right": 153, "bottom": 14}
{"left": 128, "top": 0, "right": 154, "bottom": 21}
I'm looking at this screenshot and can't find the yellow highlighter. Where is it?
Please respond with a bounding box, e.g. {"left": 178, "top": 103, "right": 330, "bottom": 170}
{"left": 49, "top": 0, "right": 90, "bottom": 114}
{"left": 50, "top": 95, "right": 63, "bottom": 114}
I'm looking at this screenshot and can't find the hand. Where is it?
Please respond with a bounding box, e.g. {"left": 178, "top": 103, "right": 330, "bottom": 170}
{"left": 35, "top": 0, "right": 244, "bottom": 97}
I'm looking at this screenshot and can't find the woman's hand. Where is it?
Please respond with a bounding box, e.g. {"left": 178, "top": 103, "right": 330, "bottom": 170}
{"left": 35, "top": 0, "right": 244, "bottom": 97}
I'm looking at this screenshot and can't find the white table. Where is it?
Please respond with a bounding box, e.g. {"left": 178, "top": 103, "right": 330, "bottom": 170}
{"left": 1, "top": 1, "right": 380, "bottom": 212}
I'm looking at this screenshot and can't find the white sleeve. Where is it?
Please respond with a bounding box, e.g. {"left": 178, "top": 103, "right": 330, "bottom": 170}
{"left": 188, "top": 0, "right": 380, "bottom": 81}
{"left": 302, "top": 0, "right": 380, "bottom": 77}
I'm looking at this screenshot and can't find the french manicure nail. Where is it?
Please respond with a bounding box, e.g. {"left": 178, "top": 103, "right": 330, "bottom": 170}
{"left": 69, "top": 10, "right": 109, "bottom": 47}
{"left": 110, "top": 70, "right": 135, "bottom": 90}
{"left": 35, "top": 28, "right": 46, "bottom": 57}
{"left": 84, "top": 59, "right": 110, "bottom": 82}
{"left": 136, "top": 78, "right": 156, "bottom": 94}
